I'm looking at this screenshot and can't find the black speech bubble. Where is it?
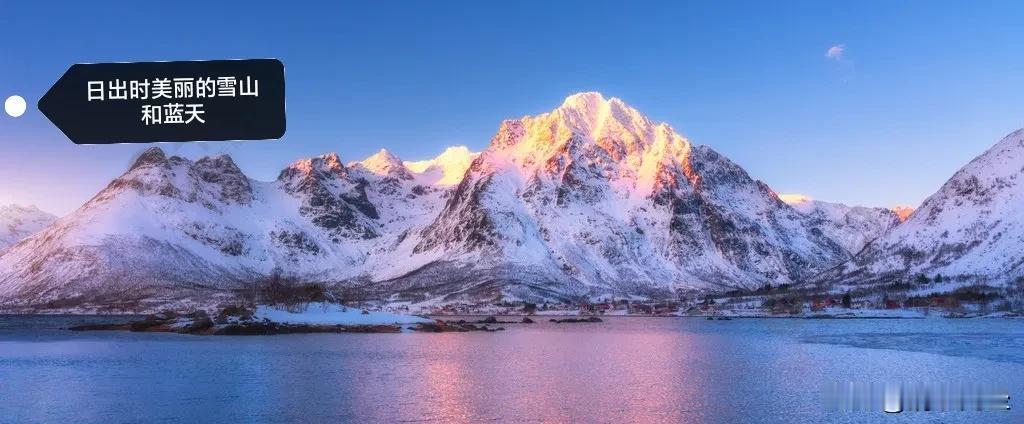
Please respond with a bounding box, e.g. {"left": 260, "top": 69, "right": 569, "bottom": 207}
{"left": 38, "top": 59, "right": 286, "bottom": 145}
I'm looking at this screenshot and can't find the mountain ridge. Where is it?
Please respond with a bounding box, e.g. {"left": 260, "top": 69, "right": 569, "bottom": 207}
{"left": 0, "top": 92, "right": 927, "bottom": 311}
{"left": 826, "top": 128, "right": 1024, "bottom": 288}
{"left": 0, "top": 204, "right": 57, "bottom": 251}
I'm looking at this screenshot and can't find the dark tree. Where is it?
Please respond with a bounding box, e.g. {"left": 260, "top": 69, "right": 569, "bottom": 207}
{"left": 522, "top": 302, "right": 537, "bottom": 314}
{"left": 842, "top": 292, "right": 852, "bottom": 309}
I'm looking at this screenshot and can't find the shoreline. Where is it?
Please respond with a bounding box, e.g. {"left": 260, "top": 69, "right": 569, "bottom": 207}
{"left": 2, "top": 311, "right": 1018, "bottom": 319}
{"left": 430, "top": 314, "right": 930, "bottom": 319}
{"left": 1, "top": 309, "right": 1019, "bottom": 337}
{"left": 3, "top": 299, "right": 1021, "bottom": 323}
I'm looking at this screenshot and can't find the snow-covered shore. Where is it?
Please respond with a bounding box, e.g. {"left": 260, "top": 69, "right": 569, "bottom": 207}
{"left": 254, "top": 303, "right": 433, "bottom": 326}
{"left": 63, "top": 303, "right": 515, "bottom": 335}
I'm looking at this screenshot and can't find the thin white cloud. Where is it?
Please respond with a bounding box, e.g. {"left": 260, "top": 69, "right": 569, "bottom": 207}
{"left": 825, "top": 44, "right": 845, "bottom": 60}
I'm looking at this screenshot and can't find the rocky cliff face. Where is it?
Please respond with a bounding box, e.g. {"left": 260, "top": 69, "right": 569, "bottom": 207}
{"left": 780, "top": 194, "right": 902, "bottom": 255}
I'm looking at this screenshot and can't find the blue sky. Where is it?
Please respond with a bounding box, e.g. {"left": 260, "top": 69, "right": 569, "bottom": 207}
{"left": 2, "top": 0, "right": 1023, "bottom": 214}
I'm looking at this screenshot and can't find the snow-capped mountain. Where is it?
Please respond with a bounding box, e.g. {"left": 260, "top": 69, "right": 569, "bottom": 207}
{"left": 393, "top": 93, "right": 847, "bottom": 302}
{"left": 779, "top": 194, "right": 902, "bottom": 254}
{"left": 830, "top": 128, "right": 1024, "bottom": 286}
{"left": 0, "top": 205, "right": 56, "bottom": 250}
{"left": 0, "top": 145, "right": 461, "bottom": 310}
{"left": 1, "top": 92, "right": 891, "bottom": 310}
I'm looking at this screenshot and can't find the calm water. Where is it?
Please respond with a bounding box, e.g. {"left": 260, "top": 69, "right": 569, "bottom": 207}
{"left": 0, "top": 316, "right": 1022, "bottom": 423}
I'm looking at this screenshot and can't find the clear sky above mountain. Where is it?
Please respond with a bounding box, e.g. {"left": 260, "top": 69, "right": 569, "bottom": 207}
{"left": 1, "top": 0, "right": 1023, "bottom": 214}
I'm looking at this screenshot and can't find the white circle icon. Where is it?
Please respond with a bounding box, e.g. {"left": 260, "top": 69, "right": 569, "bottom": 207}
{"left": 5, "top": 95, "right": 26, "bottom": 118}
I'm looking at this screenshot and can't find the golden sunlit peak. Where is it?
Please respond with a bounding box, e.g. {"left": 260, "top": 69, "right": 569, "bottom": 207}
{"left": 561, "top": 92, "right": 607, "bottom": 108}
{"left": 403, "top": 145, "right": 479, "bottom": 186}
{"left": 778, "top": 193, "right": 813, "bottom": 205}
{"left": 891, "top": 206, "right": 914, "bottom": 222}
{"left": 559, "top": 92, "right": 633, "bottom": 114}
{"left": 361, "top": 148, "right": 402, "bottom": 165}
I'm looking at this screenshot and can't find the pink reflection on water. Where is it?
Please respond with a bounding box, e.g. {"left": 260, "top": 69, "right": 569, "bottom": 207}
{"left": 405, "top": 318, "right": 717, "bottom": 422}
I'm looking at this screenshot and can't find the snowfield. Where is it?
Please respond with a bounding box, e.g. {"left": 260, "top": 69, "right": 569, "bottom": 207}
{"left": 253, "top": 303, "right": 434, "bottom": 325}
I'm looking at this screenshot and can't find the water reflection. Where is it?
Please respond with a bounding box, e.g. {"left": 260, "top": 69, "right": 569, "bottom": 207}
{"left": 1, "top": 316, "right": 1022, "bottom": 423}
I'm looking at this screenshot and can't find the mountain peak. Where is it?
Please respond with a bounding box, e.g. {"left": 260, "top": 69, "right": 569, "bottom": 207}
{"left": 556, "top": 92, "right": 646, "bottom": 126}
{"left": 128, "top": 146, "right": 169, "bottom": 171}
{"left": 778, "top": 193, "right": 815, "bottom": 212}
{"left": 477, "top": 93, "right": 694, "bottom": 195}
{"left": 560, "top": 92, "right": 608, "bottom": 110}
{"left": 891, "top": 206, "right": 914, "bottom": 222}
{"left": 278, "top": 152, "right": 345, "bottom": 181}
{"left": 0, "top": 203, "right": 58, "bottom": 250}
{"left": 362, "top": 148, "right": 403, "bottom": 167}
{"left": 496, "top": 93, "right": 667, "bottom": 151}
{"left": 194, "top": 153, "right": 252, "bottom": 204}
{"left": 319, "top": 152, "right": 342, "bottom": 165}
{"left": 195, "top": 153, "right": 240, "bottom": 170}
{"left": 404, "top": 145, "right": 478, "bottom": 185}
{"left": 438, "top": 145, "right": 473, "bottom": 158}
{"left": 778, "top": 193, "right": 813, "bottom": 204}
{"left": 831, "top": 128, "right": 1024, "bottom": 285}
{"left": 0, "top": 204, "right": 45, "bottom": 214}
{"left": 353, "top": 149, "right": 413, "bottom": 180}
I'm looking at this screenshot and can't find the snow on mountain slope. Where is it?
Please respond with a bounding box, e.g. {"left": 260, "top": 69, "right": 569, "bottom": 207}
{"left": 1, "top": 92, "right": 898, "bottom": 310}
{"left": 830, "top": 128, "right": 1024, "bottom": 286}
{"left": 394, "top": 93, "right": 848, "bottom": 303}
{"left": 0, "top": 147, "right": 451, "bottom": 310}
{"left": 0, "top": 205, "right": 57, "bottom": 250}
{"left": 779, "top": 194, "right": 901, "bottom": 254}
